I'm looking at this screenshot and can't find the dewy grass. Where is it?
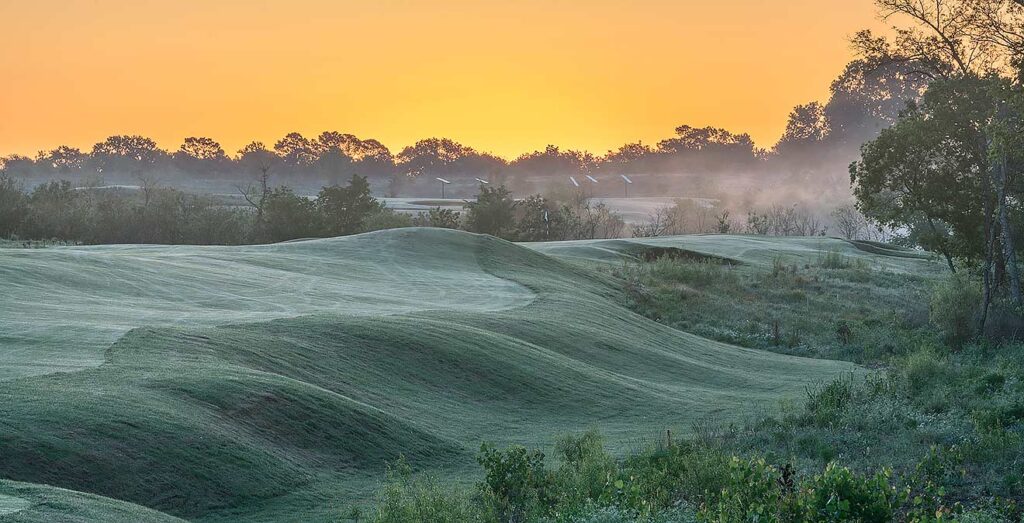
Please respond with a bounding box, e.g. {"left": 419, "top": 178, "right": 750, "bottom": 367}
{"left": 0, "top": 230, "right": 859, "bottom": 522}
{"left": 597, "top": 236, "right": 941, "bottom": 363}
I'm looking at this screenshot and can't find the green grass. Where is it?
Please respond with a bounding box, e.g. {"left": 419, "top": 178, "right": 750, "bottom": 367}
{"left": 503, "top": 235, "right": 1020, "bottom": 521}
{"left": 532, "top": 234, "right": 943, "bottom": 363}
{"left": 0, "top": 480, "right": 184, "bottom": 522}
{"left": 0, "top": 229, "right": 534, "bottom": 380}
{"left": 359, "top": 342, "right": 1024, "bottom": 522}
{"left": 0, "top": 230, "right": 868, "bottom": 521}
{"left": 527, "top": 234, "right": 936, "bottom": 271}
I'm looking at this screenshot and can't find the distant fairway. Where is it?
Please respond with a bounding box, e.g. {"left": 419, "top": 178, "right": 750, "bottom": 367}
{"left": 527, "top": 233, "right": 937, "bottom": 271}
{"left": 0, "top": 230, "right": 533, "bottom": 380}
{"left": 0, "top": 229, "right": 899, "bottom": 521}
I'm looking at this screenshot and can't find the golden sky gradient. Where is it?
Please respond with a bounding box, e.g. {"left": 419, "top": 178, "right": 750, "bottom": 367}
{"left": 0, "top": 0, "right": 885, "bottom": 159}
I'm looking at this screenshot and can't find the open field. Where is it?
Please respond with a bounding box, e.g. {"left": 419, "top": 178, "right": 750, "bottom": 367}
{"left": 0, "top": 230, "right": 936, "bottom": 521}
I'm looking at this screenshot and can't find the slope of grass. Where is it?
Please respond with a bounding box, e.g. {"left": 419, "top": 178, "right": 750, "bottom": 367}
{"left": 527, "top": 234, "right": 939, "bottom": 274}
{"left": 0, "top": 230, "right": 869, "bottom": 521}
{"left": 363, "top": 236, "right": 1022, "bottom": 522}
{"left": 0, "top": 229, "right": 534, "bottom": 380}
{"left": 530, "top": 234, "right": 945, "bottom": 362}
{"left": 611, "top": 247, "right": 937, "bottom": 362}
{"left": 0, "top": 480, "right": 184, "bottom": 523}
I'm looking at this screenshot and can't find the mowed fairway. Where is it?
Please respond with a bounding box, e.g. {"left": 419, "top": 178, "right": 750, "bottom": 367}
{"left": 0, "top": 230, "right": 533, "bottom": 380}
{"left": 0, "top": 229, "right": 872, "bottom": 522}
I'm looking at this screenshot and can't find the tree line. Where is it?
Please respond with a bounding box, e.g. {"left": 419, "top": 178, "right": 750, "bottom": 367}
{"left": 0, "top": 172, "right": 626, "bottom": 245}
{"left": 0, "top": 50, "right": 922, "bottom": 189}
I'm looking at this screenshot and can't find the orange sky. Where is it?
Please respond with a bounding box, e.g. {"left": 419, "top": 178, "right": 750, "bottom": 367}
{"left": 0, "top": 0, "right": 886, "bottom": 159}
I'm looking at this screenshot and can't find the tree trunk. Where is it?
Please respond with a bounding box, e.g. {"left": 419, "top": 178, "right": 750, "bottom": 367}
{"left": 979, "top": 171, "right": 998, "bottom": 335}
{"left": 980, "top": 216, "right": 996, "bottom": 335}
{"left": 926, "top": 218, "right": 956, "bottom": 273}
{"left": 995, "top": 145, "right": 1023, "bottom": 306}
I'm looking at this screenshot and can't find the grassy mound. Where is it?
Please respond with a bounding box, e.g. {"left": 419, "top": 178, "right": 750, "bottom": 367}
{"left": 0, "top": 480, "right": 184, "bottom": 522}
{"left": 0, "top": 228, "right": 534, "bottom": 380}
{"left": 0, "top": 229, "right": 865, "bottom": 521}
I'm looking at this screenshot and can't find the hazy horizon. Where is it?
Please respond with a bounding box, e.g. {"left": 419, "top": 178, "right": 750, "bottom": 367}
{"left": 0, "top": 0, "right": 887, "bottom": 159}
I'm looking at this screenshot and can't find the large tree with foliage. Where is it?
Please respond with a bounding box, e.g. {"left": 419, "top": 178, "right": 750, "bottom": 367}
{"left": 851, "top": 0, "right": 1024, "bottom": 330}
{"left": 851, "top": 79, "right": 996, "bottom": 272}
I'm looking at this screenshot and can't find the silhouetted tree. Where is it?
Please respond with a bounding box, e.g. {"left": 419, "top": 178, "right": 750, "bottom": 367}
{"left": 397, "top": 138, "right": 472, "bottom": 177}
{"left": 317, "top": 174, "right": 383, "bottom": 236}
{"left": 0, "top": 174, "right": 27, "bottom": 237}
{"left": 510, "top": 145, "right": 595, "bottom": 177}
{"left": 38, "top": 146, "right": 87, "bottom": 176}
{"left": 0, "top": 155, "right": 38, "bottom": 179}
{"left": 262, "top": 186, "right": 320, "bottom": 242}
{"left": 465, "top": 184, "right": 516, "bottom": 237}
{"left": 774, "top": 102, "right": 829, "bottom": 154}
{"left": 175, "top": 137, "right": 229, "bottom": 175}
{"left": 274, "top": 132, "right": 316, "bottom": 170}
{"left": 236, "top": 141, "right": 277, "bottom": 236}
{"left": 89, "top": 135, "right": 165, "bottom": 178}
{"left": 656, "top": 125, "right": 759, "bottom": 172}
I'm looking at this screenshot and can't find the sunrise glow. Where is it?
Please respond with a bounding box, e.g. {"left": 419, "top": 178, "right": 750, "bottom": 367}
{"left": 0, "top": 0, "right": 884, "bottom": 157}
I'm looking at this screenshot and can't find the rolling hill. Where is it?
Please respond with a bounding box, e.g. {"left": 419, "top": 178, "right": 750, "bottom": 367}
{"left": 0, "top": 229, "right": 902, "bottom": 522}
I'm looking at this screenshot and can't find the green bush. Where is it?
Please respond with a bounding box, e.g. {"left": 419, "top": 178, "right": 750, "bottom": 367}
{"left": 370, "top": 458, "right": 484, "bottom": 523}
{"left": 477, "top": 443, "right": 553, "bottom": 522}
{"left": 564, "top": 505, "right": 698, "bottom": 523}
{"left": 413, "top": 207, "right": 461, "bottom": 229}
{"left": 900, "top": 348, "right": 950, "bottom": 398}
{"left": 799, "top": 463, "right": 899, "bottom": 522}
{"left": 699, "top": 457, "right": 796, "bottom": 523}
{"left": 804, "top": 375, "right": 854, "bottom": 427}
{"left": 817, "top": 250, "right": 849, "bottom": 270}
{"left": 954, "top": 511, "right": 1014, "bottom": 523}
{"left": 552, "top": 431, "right": 618, "bottom": 509}
{"left": 929, "top": 274, "right": 982, "bottom": 347}
{"left": 699, "top": 458, "right": 901, "bottom": 523}
{"left": 361, "top": 209, "right": 413, "bottom": 232}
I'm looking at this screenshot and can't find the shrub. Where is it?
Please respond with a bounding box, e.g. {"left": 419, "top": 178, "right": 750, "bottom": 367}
{"left": 804, "top": 375, "right": 854, "bottom": 427}
{"left": 465, "top": 185, "right": 517, "bottom": 238}
{"left": 361, "top": 209, "right": 413, "bottom": 232}
{"left": 477, "top": 443, "right": 552, "bottom": 522}
{"left": 699, "top": 457, "right": 796, "bottom": 522}
{"left": 700, "top": 458, "right": 902, "bottom": 523}
{"left": 900, "top": 348, "right": 949, "bottom": 398}
{"left": 413, "top": 206, "right": 461, "bottom": 229}
{"left": 929, "top": 274, "right": 981, "bottom": 347}
{"left": 552, "top": 431, "right": 618, "bottom": 509}
{"left": 566, "top": 505, "right": 698, "bottom": 523}
{"left": 954, "top": 510, "right": 1014, "bottom": 523}
{"left": 370, "top": 458, "right": 483, "bottom": 523}
{"left": 818, "top": 250, "right": 849, "bottom": 269}
{"left": 799, "top": 463, "right": 900, "bottom": 522}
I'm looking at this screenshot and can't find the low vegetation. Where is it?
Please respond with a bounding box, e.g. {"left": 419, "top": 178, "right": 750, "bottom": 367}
{"left": 614, "top": 248, "right": 930, "bottom": 362}
{"left": 358, "top": 247, "right": 1023, "bottom": 522}
{"left": 0, "top": 173, "right": 627, "bottom": 245}
{"left": 0, "top": 230, "right": 861, "bottom": 521}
